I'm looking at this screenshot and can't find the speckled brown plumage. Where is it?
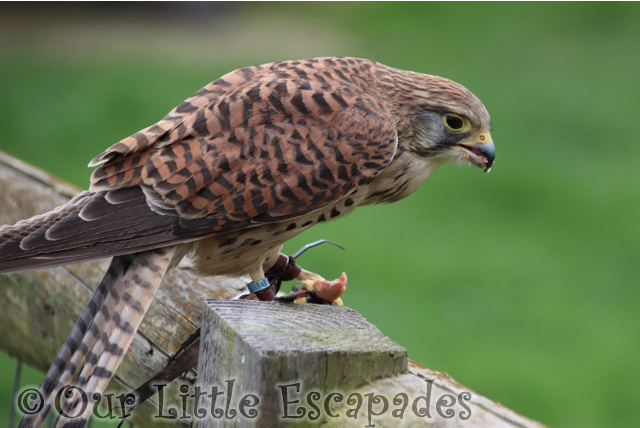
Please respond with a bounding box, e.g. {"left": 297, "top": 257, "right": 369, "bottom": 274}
{"left": 90, "top": 58, "right": 399, "bottom": 228}
{"left": 1, "top": 57, "right": 494, "bottom": 428}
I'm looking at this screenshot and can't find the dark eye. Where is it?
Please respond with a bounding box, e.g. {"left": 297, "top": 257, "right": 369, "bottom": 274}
{"left": 444, "top": 114, "right": 465, "bottom": 131}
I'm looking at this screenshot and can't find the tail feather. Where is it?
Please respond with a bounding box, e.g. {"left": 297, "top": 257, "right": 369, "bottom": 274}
{"left": 49, "top": 257, "right": 135, "bottom": 425}
{"left": 18, "top": 255, "right": 133, "bottom": 428}
{"left": 54, "top": 247, "right": 175, "bottom": 428}
{"left": 18, "top": 247, "right": 175, "bottom": 428}
{"left": 55, "top": 255, "right": 142, "bottom": 419}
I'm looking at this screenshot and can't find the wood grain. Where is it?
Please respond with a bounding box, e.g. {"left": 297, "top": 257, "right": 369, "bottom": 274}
{"left": 196, "top": 300, "right": 407, "bottom": 427}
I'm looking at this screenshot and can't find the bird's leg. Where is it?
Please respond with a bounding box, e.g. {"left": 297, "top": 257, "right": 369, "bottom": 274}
{"left": 258, "top": 239, "right": 348, "bottom": 305}
{"left": 247, "top": 266, "right": 276, "bottom": 301}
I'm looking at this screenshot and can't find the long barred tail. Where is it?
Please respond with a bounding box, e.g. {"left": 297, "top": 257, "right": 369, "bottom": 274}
{"left": 18, "top": 255, "right": 131, "bottom": 428}
{"left": 18, "top": 247, "right": 175, "bottom": 428}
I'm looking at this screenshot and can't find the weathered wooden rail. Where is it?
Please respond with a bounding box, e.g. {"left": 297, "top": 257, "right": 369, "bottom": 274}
{"left": 0, "top": 151, "right": 544, "bottom": 427}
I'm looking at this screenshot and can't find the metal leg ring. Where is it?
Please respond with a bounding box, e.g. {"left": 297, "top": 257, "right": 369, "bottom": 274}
{"left": 247, "top": 277, "right": 271, "bottom": 294}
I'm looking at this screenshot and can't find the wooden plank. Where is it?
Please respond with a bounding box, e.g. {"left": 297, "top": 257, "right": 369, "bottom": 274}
{"left": 330, "top": 361, "right": 547, "bottom": 427}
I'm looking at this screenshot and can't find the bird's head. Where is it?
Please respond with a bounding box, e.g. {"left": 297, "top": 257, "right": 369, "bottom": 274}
{"left": 412, "top": 108, "right": 495, "bottom": 173}
{"left": 383, "top": 68, "right": 495, "bottom": 172}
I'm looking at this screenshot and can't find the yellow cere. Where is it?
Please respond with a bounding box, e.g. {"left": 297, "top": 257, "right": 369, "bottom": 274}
{"left": 477, "top": 133, "right": 492, "bottom": 145}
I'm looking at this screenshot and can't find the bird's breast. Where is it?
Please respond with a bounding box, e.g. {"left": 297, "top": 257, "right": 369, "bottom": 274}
{"left": 187, "top": 192, "right": 364, "bottom": 277}
{"left": 363, "top": 152, "right": 445, "bottom": 204}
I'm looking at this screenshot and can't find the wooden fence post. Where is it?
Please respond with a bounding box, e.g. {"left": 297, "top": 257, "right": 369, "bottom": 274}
{"left": 196, "top": 300, "right": 407, "bottom": 427}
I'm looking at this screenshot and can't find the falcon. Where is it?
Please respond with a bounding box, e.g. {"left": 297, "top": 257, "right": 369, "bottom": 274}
{"left": 0, "top": 57, "right": 495, "bottom": 427}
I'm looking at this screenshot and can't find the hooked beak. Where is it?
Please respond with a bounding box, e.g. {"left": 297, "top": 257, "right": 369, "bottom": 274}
{"left": 456, "top": 133, "right": 495, "bottom": 172}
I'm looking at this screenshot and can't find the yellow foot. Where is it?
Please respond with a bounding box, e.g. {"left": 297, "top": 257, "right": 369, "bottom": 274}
{"left": 295, "top": 269, "right": 347, "bottom": 306}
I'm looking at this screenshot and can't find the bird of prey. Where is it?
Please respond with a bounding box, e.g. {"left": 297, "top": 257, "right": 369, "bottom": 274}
{"left": 0, "top": 57, "right": 495, "bottom": 427}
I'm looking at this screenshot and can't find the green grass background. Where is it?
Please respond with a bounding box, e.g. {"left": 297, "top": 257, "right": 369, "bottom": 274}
{"left": 1, "top": 3, "right": 639, "bottom": 427}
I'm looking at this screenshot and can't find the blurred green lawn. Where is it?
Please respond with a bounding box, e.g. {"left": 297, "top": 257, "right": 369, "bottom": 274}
{"left": 1, "top": 3, "right": 639, "bottom": 427}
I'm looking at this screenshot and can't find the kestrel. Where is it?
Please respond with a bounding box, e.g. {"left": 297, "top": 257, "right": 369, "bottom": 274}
{"left": 0, "top": 57, "right": 495, "bottom": 427}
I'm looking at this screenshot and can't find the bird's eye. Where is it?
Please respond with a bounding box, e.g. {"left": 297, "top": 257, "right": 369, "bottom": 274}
{"left": 444, "top": 114, "right": 467, "bottom": 132}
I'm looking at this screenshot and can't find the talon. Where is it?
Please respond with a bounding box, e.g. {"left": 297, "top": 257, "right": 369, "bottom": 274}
{"left": 312, "top": 272, "right": 347, "bottom": 303}
{"left": 296, "top": 269, "right": 347, "bottom": 304}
